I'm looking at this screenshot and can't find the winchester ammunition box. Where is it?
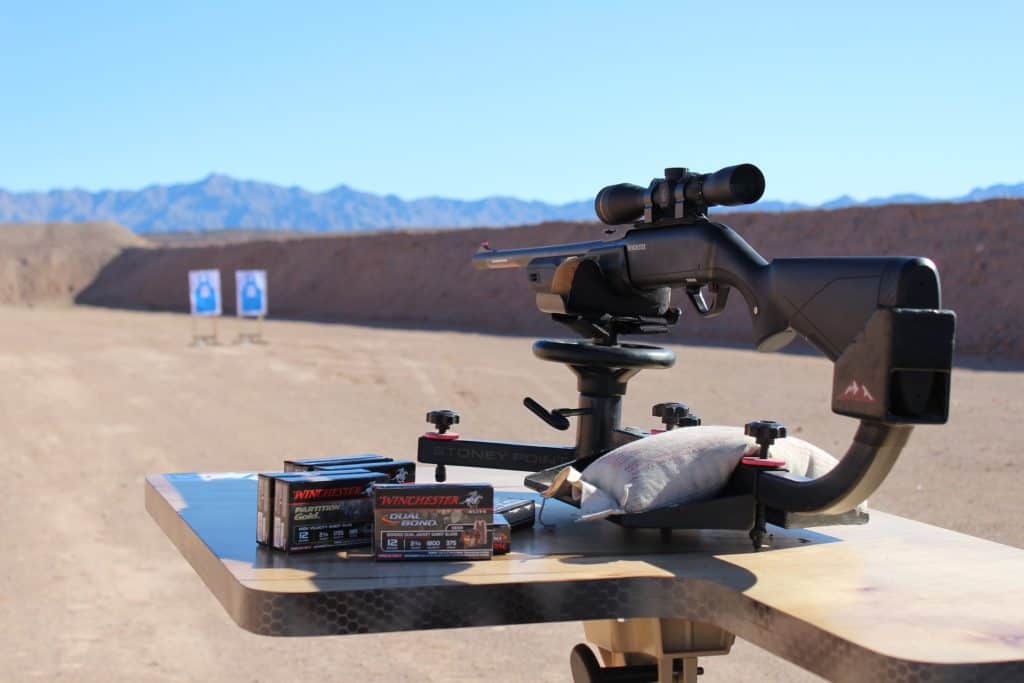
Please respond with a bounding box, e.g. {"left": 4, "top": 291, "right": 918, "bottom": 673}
{"left": 257, "top": 472, "right": 276, "bottom": 545}
{"left": 257, "top": 470, "right": 372, "bottom": 545}
{"left": 313, "top": 459, "right": 416, "bottom": 484}
{"left": 272, "top": 471, "right": 387, "bottom": 552}
{"left": 373, "top": 483, "right": 494, "bottom": 561}
{"left": 491, "top": 514, "right": 511, "bottom": 555}
{"left": 495, "top": 497, "right": 537, "bottom": 529}
{"left": 283, "top": 454, "right": 392, "bottom": 472}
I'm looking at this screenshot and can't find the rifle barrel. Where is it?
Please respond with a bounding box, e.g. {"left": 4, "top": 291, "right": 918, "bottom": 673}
{"left": 472, "top": 239, "right": 612, "bottom": 270}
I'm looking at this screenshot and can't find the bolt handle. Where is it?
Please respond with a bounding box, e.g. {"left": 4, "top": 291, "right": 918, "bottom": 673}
{"left": 744, "top": 419, "right": 787, "bottom": 457}
{"left": 426, "top": 409, "right": 460, "bottom": 434}
{"left": 652, "top": 402, "right": 701, "bottom": 429}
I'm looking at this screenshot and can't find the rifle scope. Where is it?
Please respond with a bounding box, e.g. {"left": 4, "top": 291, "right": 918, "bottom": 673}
{"left": 595, "top": 164, "right": 765, "bottom": 225}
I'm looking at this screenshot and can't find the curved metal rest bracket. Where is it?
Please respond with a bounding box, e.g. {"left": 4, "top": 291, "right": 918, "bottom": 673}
{"left": 758, "top": 420, "right": 913, "bottom": 515}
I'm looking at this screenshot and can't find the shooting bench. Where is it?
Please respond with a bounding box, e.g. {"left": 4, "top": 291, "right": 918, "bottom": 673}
{"left": 146, "top": 162, "right": 1006, "bottom": 681}
{"left": 146, "top": 471, "right": 1024, "bottom": 683}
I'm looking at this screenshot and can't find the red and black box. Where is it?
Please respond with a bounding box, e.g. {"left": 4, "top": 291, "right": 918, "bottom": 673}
{"left": 272, "top": 470, "right": 387, "bottom": 552}
{"left": 373, "top": 483, "right": 494, "bottom": 561}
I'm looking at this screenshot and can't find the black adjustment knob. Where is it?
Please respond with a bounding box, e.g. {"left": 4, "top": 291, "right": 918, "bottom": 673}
{"left": 744, "top": 419, "right": 787, "bottom": 457}
{"left": 426, "top": 409, "right": 460, "bottom": 434}
{"left": 652, "top": 402, "right": 701, "bottom": 430}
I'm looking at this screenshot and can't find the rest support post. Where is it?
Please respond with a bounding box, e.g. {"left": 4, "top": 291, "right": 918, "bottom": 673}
{"left": 572, "top": 618, "right": 735, "bottom": 683}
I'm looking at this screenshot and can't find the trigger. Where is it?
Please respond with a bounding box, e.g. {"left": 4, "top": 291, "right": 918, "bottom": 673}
{"left": 685, "top": 283, "right": 731, "bottom": 318}
{"left": 686, "top": 286, "right": 710, "bottom": 315}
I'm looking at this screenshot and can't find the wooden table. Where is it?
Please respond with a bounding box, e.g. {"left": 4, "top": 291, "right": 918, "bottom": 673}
{"left": 146, "top": 472, "right": 1024, "bottom": 682}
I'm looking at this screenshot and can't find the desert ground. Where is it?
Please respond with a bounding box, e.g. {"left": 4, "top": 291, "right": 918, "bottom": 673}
{"left": 2, "top": 304, "right": 1021, "bottom": 682}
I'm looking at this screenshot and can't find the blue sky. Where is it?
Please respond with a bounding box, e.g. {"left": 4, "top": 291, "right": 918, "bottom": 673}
{"left": 1, "top": 1, "right": 1021, "bottom": 204}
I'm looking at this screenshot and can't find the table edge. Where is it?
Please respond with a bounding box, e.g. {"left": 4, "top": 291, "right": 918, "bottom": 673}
{"left": 144, "top": 474, "right": 1024, "bottom": 682}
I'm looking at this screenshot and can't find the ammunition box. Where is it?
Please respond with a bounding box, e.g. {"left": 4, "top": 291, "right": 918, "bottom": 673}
{"left": 491, "top": 514, "right": 511, "bottom": 555}
{"left": 257, "top": 472, "right": 276, "bottom": 545}
{"left": 272, "top": 471, "right": 387, "bottom": 552}
{"left": 373, "top": 483, "right": 494, "bottom": 561}
{"left": 283, "top": 454, "right": 392, "bottom": 473}
{"left": 257, "top": 469, "right": 372, "bottom": 546}
{"left": 313, "top": 459, "right": 416, "bottom": 484}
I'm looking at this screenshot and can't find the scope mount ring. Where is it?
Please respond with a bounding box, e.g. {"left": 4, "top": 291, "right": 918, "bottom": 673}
{"left": 532, "top": 339, "right": 676, "bottom": 369}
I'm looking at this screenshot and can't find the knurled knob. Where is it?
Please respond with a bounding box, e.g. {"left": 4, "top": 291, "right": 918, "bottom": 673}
{"left": 652, "top": 402, "right": 701, "bottom": 429}
{"left": 426, "top": 409, "right": 460, "bottom": 434}
{"left": 744, "top": 419, "right": 787, "bottom": 450}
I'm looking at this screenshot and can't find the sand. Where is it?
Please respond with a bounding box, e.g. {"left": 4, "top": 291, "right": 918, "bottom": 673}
{"left": 0, "top": 222, "right": 146, "bottom": 306}
{"left": 2, "top": 305, "right": 1021, "bottom": 681}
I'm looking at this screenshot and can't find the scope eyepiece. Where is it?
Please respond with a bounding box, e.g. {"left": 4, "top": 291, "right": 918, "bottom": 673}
{"left": 594, "top": 163, "right": 765, "bottom": 225}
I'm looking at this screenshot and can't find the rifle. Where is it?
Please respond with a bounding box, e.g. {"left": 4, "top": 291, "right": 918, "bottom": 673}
{"left": 474, "top": 164, "right": 955, "bottom": 425}
{"left": 420, "top": 164, "right": 955, "bottom": 546}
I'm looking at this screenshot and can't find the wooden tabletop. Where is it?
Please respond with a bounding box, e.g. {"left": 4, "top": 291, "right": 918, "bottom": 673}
{"left": 146, "top": 472, "right": 1024, "bottom": 682}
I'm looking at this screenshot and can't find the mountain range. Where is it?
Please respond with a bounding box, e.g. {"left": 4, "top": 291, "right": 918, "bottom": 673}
{"left": 1, "top": 174, "right": 1022, "bottom": 234}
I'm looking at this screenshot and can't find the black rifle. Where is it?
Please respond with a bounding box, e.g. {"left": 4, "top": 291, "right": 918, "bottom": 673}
{"left": 421, "top": 164, "right": 956, "bottom": 545}
{"left": 475, "top": 164, "right": 954, "bottom": 425}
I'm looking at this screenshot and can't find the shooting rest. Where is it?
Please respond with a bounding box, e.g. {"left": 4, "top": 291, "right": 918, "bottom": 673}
{"left": 145, "top": 472, "right": 1024, "bottom": 682}
{"left": 417, "top": 163, "right": 957, "bottom": 551}
{"left": 453, "top": 162, "right": 957, "bottom": 551}
{"left": 418, "top": 337, "right": 877, "bottom": 549}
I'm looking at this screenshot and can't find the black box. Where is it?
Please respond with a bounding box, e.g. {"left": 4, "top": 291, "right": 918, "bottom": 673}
{"left": 495, "top": 496, "right": 536, "bottom": 529}
{"left": 272, "top": 471, "right": 387, "bottom": 552}
{"left": 373, "top": 483, "right": 494, "bottom": 561}
{"left": 313, "top": 459, "right": 416, "bottom": 484}
{"left": 283, "top": 454, "right": 392, "bottom": 473}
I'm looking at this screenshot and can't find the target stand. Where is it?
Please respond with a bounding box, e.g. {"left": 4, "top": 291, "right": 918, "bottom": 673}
{"left": 189, "top": 315, "right": 220, "bottom": 346}
{"left": 234, "top": 315, "right": 267, "bottom": 345}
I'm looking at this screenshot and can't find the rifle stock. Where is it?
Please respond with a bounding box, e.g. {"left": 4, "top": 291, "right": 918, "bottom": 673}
{"left": 475, "top": 217, "right": 955, "bottom": 425}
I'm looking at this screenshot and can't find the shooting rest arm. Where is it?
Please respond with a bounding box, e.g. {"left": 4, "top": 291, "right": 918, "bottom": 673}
{"left": 758, "top": 420, "right": 912, "bottom": 515}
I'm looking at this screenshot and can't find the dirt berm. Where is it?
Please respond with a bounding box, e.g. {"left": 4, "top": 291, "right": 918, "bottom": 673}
{"left": 0, "top": 221, "right": 146, "bottom": 305}
{"left": 76, "top": 199, "right": 1023, "bottom": 359}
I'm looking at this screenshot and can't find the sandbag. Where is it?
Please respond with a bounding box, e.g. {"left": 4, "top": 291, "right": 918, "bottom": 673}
{"left": 541, "top": 425, "right": 842, "bottom": 521}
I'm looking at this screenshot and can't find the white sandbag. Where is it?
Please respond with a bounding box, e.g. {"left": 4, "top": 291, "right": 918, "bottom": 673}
{"left": 541, "top": 425, "right": 840, "bottom": 521}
